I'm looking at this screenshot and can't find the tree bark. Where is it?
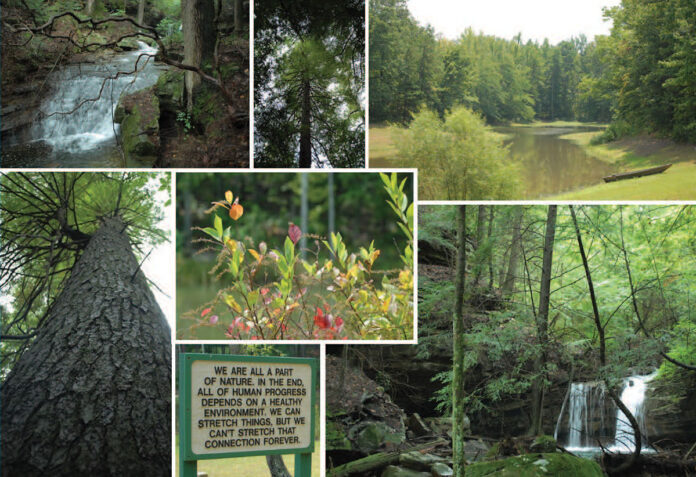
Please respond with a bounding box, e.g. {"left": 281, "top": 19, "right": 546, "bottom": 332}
{"left": 529, "top": 205, "right": 557, "bottom": 436}
{"left": 298, "top": 79, "right": 312, "bottom": 168}
{"left": 86, "top": 0, "right": 96, "bottom": 16}
{"left": 453, "top": 205, "right": 467, "bottom": 476}
{"left": 487, "top": 207, "right": 495, "bottom": 288}
{"left": 473, "top": 205, "right": 487, "bottom": 287}
{"left": 266, "top": 455, "right": 291, "bottom": 477}
{"left": 182, "top": 0, "right": 216, "bottom": 112}
{"left": 1, "top": 216, "right": 171, "bottom": 476}
{"left": 502, "top": 207, "right": 524, "bottom": 297}
{"left": 137, "top": 0, "right": 146, "bottom": 25}
{"left": 234, "top": 0, "right": 243, "bottom": 33}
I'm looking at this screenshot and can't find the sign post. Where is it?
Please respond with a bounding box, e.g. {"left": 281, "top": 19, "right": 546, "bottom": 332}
{"left": 179, "top": 353, "right": 317, "bottom": 477}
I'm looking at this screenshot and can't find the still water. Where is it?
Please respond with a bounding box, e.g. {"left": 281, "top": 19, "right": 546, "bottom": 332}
{"left": 497, "top": 125, "right": 616, "bottom": 198}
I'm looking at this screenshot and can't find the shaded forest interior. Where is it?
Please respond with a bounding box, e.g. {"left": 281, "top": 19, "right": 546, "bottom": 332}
{"left": 254, "top": 0, "right": 365, "bottom": 168}
{"left": 326, "top": 205, "right": 696, "bottom": 476}
{"left": 2, "top": 0, "right": 249, "bottom": 168}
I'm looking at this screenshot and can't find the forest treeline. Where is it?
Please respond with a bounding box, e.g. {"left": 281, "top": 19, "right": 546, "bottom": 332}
{"left": 371, "top": 0, "right": 696, "bottom": 143}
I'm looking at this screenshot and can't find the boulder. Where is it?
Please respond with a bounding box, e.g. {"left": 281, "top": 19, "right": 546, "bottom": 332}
{"left": 644, "top": 372, "right": 696, "bottom": 445}
{"left": 465, "top": 453, "right": 605, "bottom": 477}
{"left": 114, "top": 87, "right": 160, "bottom": 165}
{"left": 407, "top": 413, "right": 432, "bottom": 436}
{"left": 460, "top": 439, "right": 491, "bottom": 462}
{"left": 430, "top": 462, "right": 454, "bottom": 477}
{"left": 381, "top": 465, "right": 431, "bottom": 477}
{"left": 530, "top": 435, "right": 557, "bottom": 453}
{"left": 398, "top": 451, "right": 445, "bottom": 471}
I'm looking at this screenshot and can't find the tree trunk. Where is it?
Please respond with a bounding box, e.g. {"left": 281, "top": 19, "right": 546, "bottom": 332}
{"left": 453, "top": 205, "right": 467, "bottom": 476}
{"left": 1, "top": 216, "right": 171, "bottom": 476}
{"left": 298, "top": 79, "right": 312, "bottom": 168}
{"left": 473, "top": 205, "right": 487, "bottom": 287}
{"left": 234, "top": 0, "right": 243, "bottom": 33}
{"left": 529, "top": 205, "right": 557, "bottom": 436}
{"left": 86, "top": 0, "right": 95, "bottom": 15}
{"left": 266, "top": 455, "right": 291, "bottom": 477}
{"left": 502, "top": 207, "right": 524, "bottom": 297}
{"left": 487, "top": 207, "right": 495, "bottom": 288}
{"left": 182, "top": 0, "right": 216, "bottom": 112}
{"left": 137, "top": 0, "right": 145, "bottom": 25}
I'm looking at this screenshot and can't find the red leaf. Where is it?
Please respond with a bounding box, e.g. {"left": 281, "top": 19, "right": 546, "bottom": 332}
{"left": 288, "top": 222, "right": 302, "bottom": 245}
{"left": 201, "top": 307, "right": 212, "bottom": 317}
{"left": 314, "top": 307, "right": 330, "bottom": 329}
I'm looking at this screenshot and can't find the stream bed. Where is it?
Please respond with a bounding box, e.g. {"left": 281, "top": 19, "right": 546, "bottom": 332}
{"left": 496, "top": 125, "right": 616, "bottom": 198}
{"left": 2, "top": 42, "right": 165, "bottom": 168}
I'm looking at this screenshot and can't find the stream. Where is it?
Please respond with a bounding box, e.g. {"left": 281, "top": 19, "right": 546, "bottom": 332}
{"left": 495, "top": 125, "right": 617, "bottom": 198}
{"left": 2, "top": 41, "right": 165, "bottom": 168}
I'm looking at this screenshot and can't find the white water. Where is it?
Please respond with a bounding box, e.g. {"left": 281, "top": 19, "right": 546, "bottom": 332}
{"left": 10, "top": 41, "right": 163, "bottom": 167}
{"left": 555, "top": 372, "right": 656, "bottom": 454}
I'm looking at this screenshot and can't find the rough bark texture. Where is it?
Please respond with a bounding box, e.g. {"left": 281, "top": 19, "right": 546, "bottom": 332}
{"left": 299, "top": 79, "right": 312, "bottom": 168}
{"left": 529, "top": 205, "right": 557, "bottom": 436}
{"left": 234, "top": 0, "right": 243, "bottom": 33}
{"left": 183, "top": 0, "right": 215, "bottom": 111}
{"left": 1, "top": 216, "right": 171, "bottom": 476}
{"left": 453, "top": 205, "right": 467, "bottom": 476}
{"left": 266, "top": 455, "right": 291, "bottom": 477}
{"left": 86, "top": 0, "right": 96, "bottom": 16}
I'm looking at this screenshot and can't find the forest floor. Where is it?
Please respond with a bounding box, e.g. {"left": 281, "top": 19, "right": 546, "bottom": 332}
{"left": 557, "top": 131, "right": 696, "bottom": 199}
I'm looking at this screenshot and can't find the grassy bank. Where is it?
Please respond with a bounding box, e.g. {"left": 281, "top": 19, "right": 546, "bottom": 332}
{"left": 510, "top": 120, "right": 607, "bottom": 128}
{"left": 368, "top": 126, "right": 401, "bottom": 168}
{"left": 557, "top": 131, "right": 696, "bottom": 199}
{"left": 174, "top": 437, "right": 321, "bottom": 476}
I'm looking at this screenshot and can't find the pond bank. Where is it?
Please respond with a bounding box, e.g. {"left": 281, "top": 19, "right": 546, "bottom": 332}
{"left": 555, "top": 131, "right": 696, "bottom": 199}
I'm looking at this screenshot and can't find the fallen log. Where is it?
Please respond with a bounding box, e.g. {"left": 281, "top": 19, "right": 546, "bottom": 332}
{"left": 327, "top": 438, "right": 449, "bottom": 477}
{"left": 603, "top": 164, "right": 672, "bottom": 183}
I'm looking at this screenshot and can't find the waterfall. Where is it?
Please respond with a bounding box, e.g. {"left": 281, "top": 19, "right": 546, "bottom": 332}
{"left": 554, "top": 381, "right": 608, "bottom": 450}
{"left": 19, "top": 41, "right": 164, "bottom": 167}
{"left": 608, "top": 371, "right": 657, "bottom": 453}
{"left": 555, "top": 372, "right": 656, "bottom": 453}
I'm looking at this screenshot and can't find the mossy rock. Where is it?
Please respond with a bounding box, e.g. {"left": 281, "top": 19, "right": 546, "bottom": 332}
{"left": 115, "top": 87, "right": 160, "bottom": 165}
{"left": 465, "top": 453, "right": 605, "bottom": 477}
{"left": 351, "top": 421, "right": 405, "bottom": 454}
{"left": 154, "top": 70, "right": 184, "bottom": 108}
{"left": 326, "top": 420, "right": 351, "bottom": 451}
{"left": 530, "top": 435, "right": 557, "bottom": 453}
{"left": 116, "top": 37, "right": 140, "bottom": 51}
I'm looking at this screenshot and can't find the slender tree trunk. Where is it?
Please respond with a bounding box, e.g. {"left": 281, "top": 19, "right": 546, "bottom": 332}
{"left": 137, "top": 0, "right": 146, "bottom": 25}
{"left": 299, "top": 80, "right": 312, "bottom": 168}
{"left": 1, "top": 216, "right": 171, "bottom": 476}
{"left": 529, "top": 205, "right": 557, "bottom": 436}
{"left": 453, "top": 205, "right": 467, "bottom": 476}
{"left": 266, "top": 455, "right": 291, "bottom": 477}
{"left": 487, "top": 207, "right": 495, "bottom": 288}
{"left": 182, "top": 0, "right": 216, "bottom": 112}
{"left": 473, "top": 205, "right": 487, "bottom": 287}
{"left": 502, "top": 207, "right": 524, "bottom": 297}
{"left": 570, "top": 205, "right": 642, "bottom": 472}
{"left": 234, "top": 0, "right": 243, "bottom": 33}
{"left": 87, "top": 0, "right": 96, "bottom": 16}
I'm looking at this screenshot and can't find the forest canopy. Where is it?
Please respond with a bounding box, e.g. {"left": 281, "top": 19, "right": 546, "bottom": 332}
{"left": 254, "top": 0, "right": 365, "bottom": 168}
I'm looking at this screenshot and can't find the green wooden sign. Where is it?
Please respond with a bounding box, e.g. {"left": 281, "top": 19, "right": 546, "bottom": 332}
{"left": 179, "top": 353, "right": 317, "bottom": 477}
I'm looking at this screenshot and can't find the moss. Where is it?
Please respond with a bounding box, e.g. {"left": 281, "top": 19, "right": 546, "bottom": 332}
{"left": 326, "top": 420, "right": 351, "bottom": 451}
{"left": 155, "top": 70, "right": 184, "bottom": 104}
{"left": 465, "top": 453, "right": 605, "bottom": 477}
{"left": 116, "top": 88, "right": 160, "bottom": 164}
{"left": 530, "top": 435, "right": 557, "bottom": 453}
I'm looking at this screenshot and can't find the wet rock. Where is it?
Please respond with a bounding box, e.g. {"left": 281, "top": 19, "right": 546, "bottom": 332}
{"left": 645, "top": 373, "right": 696, "bottom": 445}
{"left": 465, "top": 453, "right": 605, "bottom": 477}
{"left": 351, "top": 420, "right": 406, "bottom": 454}
{"left": 1, "top": 140, "right": 52, "bottom": 167}
{"left": 398, "top": 451, "right": 445, "bottom": 471}
{"left": 407, "top": 413, "right": 432, "bottom": 436}
{"left": 430, "top": 462, "right": 454, "bottom": 477}
{"left": 461, "top": 439, "right": 491, "bottom": 462}
{"left": 381, "top": 465, "right": 431, "bottom": 477}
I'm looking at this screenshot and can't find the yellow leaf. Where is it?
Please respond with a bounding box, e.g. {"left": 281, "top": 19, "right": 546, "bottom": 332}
{"left": 229, "top": 202, "right": 244, "bottom": 221}
{"left": 225, "top": 238, "right": 237, "bottom": 251}
{"left": 249, "top": 249, "right": 261, "bottom": 262}
{"left": 381, "top": 295, "right": 392, "bottom": 314}
{"left": 225, "top": 190, "right": 233, "bottom": 203}
{"left": 225, "top": 295, "right": 242, "bottom": 313}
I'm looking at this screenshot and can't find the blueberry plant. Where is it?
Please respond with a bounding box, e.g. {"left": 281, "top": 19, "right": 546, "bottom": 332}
{"left": 184, "top": 173, "right": 413, "bottom": 340}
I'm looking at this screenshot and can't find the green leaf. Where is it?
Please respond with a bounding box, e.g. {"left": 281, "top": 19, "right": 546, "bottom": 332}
{"left": 214, "top": 214, "right": 223, "bottom": 237}
{"left": 201, "top": 227, "right": 220, "bottom": 240}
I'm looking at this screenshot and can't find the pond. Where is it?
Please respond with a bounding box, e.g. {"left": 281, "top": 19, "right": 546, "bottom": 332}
{"left": 496, "top": 125, "right": 616, "bottom": 198}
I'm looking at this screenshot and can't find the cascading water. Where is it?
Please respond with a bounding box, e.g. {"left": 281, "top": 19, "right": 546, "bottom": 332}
{"left": 554, "top": 372, "right": 656, "bottom": 454}
{"left": 6, "top": 41, "right": 164, "bottom": 168}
